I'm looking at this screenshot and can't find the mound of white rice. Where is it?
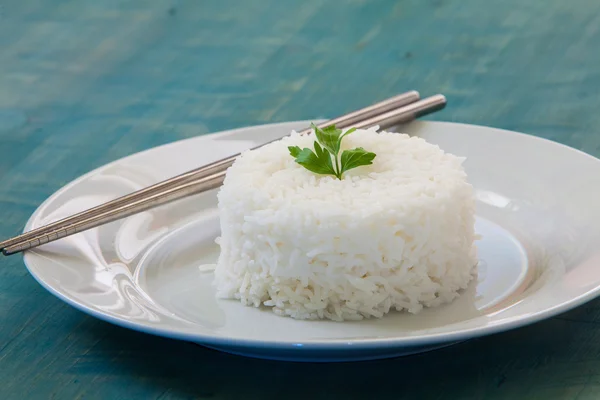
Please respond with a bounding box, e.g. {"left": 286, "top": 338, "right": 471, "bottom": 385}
{"left": 213, "top": 127, "right": 477, "bottom": 321}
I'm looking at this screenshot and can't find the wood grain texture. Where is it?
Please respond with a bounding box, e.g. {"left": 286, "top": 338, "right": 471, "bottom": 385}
{"left": 2, "top": 0, "right": 600, "bottom": 398}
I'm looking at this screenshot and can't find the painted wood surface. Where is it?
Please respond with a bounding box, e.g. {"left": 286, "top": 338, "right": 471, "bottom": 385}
{"left": 2, "top": 0, "right": 600, "bottom": 398}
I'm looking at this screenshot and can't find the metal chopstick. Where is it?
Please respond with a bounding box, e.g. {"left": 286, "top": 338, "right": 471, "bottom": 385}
{"left": 0, "top": 91, "right": 419, "bottom": 254}
{"left": 2, "top": 94, "right": 445, "bottom": 255}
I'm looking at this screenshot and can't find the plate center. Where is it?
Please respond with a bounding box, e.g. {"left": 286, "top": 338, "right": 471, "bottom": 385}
{"left": 134, "top": 213, "right": 529, "bottom": 338}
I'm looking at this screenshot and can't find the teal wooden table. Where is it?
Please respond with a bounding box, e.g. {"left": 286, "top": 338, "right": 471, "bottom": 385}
{"left": 2, "top": 0, "right": 600, "bottom": 398}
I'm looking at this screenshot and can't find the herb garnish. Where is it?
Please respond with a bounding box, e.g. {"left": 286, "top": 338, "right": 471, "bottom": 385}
{"left": 288, "top": 123, "right": 376, "bottom": 180}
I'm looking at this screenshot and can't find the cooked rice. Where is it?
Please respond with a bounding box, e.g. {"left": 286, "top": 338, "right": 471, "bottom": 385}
{"left": 213, "top": 127, "right": 477, "bottom": 321}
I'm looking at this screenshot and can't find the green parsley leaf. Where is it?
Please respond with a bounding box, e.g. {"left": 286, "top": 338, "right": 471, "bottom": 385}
{"left": 340, "top": 147, "right": 376, "bottom": 175}
{"left": 312, "top": 123, "right": 342, "bottom": 156}
{"left": 313, "top": 141, "right": 335, "bottom": 173}
{"left": 289, "top": 123, "right": 376, "bottom": 179}
{"left": 288, "top": 146, "right": 302, "bottom": 158}
{"left": 293, "top": 146, "right": 336, "bottom": 176}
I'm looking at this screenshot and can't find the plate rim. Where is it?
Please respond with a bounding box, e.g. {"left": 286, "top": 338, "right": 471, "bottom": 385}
{"left": 22, "top": 120, "right": 600, "bottom": 351}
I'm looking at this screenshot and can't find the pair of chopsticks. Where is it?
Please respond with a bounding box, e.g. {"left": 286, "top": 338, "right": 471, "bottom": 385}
{"left": 0, "top": 91, "right": 446, "bottom": 256}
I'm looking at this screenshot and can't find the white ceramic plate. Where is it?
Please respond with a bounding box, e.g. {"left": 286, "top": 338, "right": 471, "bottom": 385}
{"left": 22, "top": 121, "right": 600, "bottom": 362}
